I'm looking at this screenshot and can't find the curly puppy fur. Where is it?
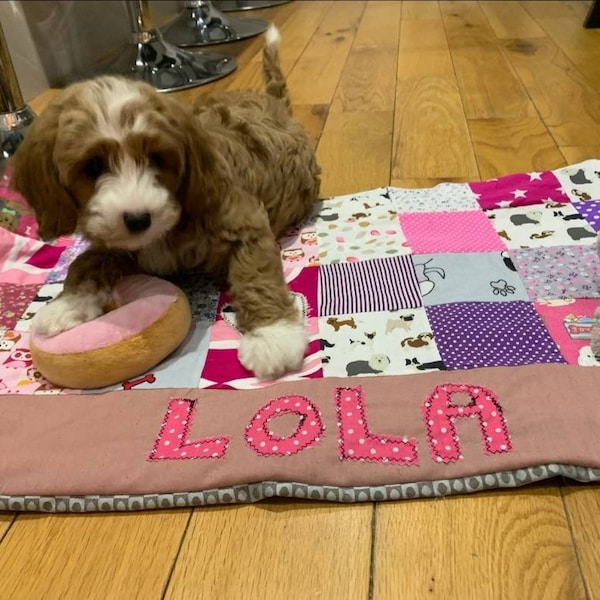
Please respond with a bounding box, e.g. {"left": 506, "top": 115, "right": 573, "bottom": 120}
{"left": 11, "top": 26, "right": 321, "bottom": 380}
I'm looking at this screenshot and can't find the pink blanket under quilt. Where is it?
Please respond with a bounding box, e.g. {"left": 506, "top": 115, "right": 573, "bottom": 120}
{"left": 1, "top": 160, "right": 599, "bottom": 512}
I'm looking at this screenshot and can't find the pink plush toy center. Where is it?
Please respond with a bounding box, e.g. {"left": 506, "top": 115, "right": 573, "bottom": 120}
{"left": 32, "top": 275, "right": 180, "bottom": 354}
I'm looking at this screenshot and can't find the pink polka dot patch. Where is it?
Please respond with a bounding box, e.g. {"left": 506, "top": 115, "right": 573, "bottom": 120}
{"left": 399, "top": 211, "right": 507, "bottom": 254}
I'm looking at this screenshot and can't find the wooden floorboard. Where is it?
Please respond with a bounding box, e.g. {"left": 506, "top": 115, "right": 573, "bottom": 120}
{"left": 561, "top": 483, "right": 600, "bottom": 599}
{"left": 0, "top": 512, "right": 16, "bottom": 540}
{"left": 479, "top": 0, "right": 547, "bottom": 40}
{"left": 285, "top": 1, "right": 366, "bottom": 105}
{"left": 373, "top": 485, "right": 587, "bottom": 599}
{"left": 521, "top": 5, "right": 600, "bottom": 91}
{"left": 499, "top": 35, "right": 600, "bottom": 147}
{"left": 164, "top": 503, "right": 372, "bottom": 600}
{"left": 2, "top": 2, "right": 600, "bottom": 598}
{"left": 0, "top": 511, "right": 192, "bottom": 600}
{"left": 468, "top": 116, "right": 567, "bottom": 179}
{"left": 441, "top": 2, "right": 537, "bottom": 120}
{"left": 392, "top": 12, "right": 479, "bottom": 181}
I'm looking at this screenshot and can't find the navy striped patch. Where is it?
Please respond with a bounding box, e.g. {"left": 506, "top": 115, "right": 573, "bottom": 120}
{"left": 319, "top": 256, "right": 422, "bottom": 316}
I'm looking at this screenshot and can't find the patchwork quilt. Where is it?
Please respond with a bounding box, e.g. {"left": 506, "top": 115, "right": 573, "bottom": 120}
{"left": 1, "top": 160, "right": 600, "bottom": 512}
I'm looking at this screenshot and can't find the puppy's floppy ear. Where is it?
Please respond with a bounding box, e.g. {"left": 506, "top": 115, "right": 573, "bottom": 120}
{"left": 161, "top": 97, "right": 230, "bottom": 222}
{"left": 10, "top": 101, "right": 78, "bottom": 241}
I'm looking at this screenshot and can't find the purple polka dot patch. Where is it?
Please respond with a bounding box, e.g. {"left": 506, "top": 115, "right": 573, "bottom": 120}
{"left": 425, "top": 301, "right": 566, "bottom": 370}
{"left": 574, "top": 200, "right": 600, "bottom": 233}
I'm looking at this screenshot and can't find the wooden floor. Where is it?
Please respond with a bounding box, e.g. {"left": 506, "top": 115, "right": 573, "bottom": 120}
{"left": 2, "top": 1, "right": 600, "bottom": 598}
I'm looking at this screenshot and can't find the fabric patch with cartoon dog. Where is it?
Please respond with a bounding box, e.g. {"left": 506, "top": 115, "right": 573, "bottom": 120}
{"left": 554, "top": 159, "right": 600, "bottom": 204}
{"left": 413, "top": 252, "right": 529, "bottom": 306}
{"left": 319, "top": 308, "right": 444, "bottom": 378}
{"left": 486, "top": 203, "right": 596, "bottom": 249}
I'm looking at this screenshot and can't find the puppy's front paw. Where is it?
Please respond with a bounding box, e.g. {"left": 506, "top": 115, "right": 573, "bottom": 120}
{"left": 239, "top": 319, "right": 309, "bottom": 380}
{"left": 33, "top": 292, "right": 107, "bottom": 336}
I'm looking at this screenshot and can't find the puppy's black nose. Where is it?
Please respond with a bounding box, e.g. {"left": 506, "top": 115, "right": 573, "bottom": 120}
{"left": 123, "top": 211, "right": 152, "bottom": 233}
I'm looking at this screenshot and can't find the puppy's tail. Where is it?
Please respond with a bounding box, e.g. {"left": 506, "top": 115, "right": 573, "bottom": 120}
{"left": 263, "top": 25, "right": 291, "bottom": 114}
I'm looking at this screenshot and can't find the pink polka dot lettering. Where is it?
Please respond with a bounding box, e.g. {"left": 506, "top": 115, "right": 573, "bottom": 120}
{"left": 148, "top": 384, "right": 512, "bottom": 467}
{"left": 422, "top": 384, "right": 512, "bottom": 464}
{"left": 245, "top": 395, "right": 324, "bottom": 457}
{"left": 149, "top": 398, "right": 231, "bottom": 461}
{"left": 335, "top": 386, "right": 419, "bottom": 465}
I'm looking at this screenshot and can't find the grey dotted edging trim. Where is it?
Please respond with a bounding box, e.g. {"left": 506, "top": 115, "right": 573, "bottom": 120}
{"left": 1, "top": 464, "right": 599, "bottom": 513}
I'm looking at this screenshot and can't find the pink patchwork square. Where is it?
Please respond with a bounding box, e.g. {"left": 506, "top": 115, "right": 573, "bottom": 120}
{"left": 0, "top": 167, "right": 39, "bottom": 239}
{"left": 469, "top": 171, "right": 569, "bottom": 210}
{"left": 0, "top": 283, "right": 39, "bottom": 330}
{"left": 201, "top": 267, "right": 322, "bottom": 388}
{"left": 0, "top": 228, "right": 66, "bottom": 285}
{"left": 399, "top": 211, "right": 506, "bottom": 254}
{"left": 279, "top": 224, "right": 320, "bottom": 276}
{"left": 200, "top": 318, "right": 322, "bottom": 389}
{"left": 534, "top": 298, "right": 600, "bottom": 366}
{"left": 215, "top": 265, "right": 318, "bottom": 320}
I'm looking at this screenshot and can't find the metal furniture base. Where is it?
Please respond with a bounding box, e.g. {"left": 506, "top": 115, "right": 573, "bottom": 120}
{"left": 0, "top": 22, "right": 35, "bottom": 176}
{"left": 212, "top": 0, "right": 290, "bottom": 11}
{"left": 90, "top": 1, "right": 237, "bottom": 93}
{"left": 162, "top": 1, "right": 268, "bottom": 47}
{"left": 1, "top": 106, "right": 35, "bottom": 175}
{"left": 98, "top": 31, "right": 237, "bottom": 92}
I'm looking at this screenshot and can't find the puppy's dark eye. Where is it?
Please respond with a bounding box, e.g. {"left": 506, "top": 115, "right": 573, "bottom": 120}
{"left": 83, "top": 156, "right": 106, "bottom": 179}
{"left": 149, "top": 153, "right": 163, "bottom": 169}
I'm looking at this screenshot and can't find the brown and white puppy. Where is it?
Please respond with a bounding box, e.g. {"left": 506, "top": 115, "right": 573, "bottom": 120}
{"left": 11, "top": 26, "right": 321, "bottom": 380}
